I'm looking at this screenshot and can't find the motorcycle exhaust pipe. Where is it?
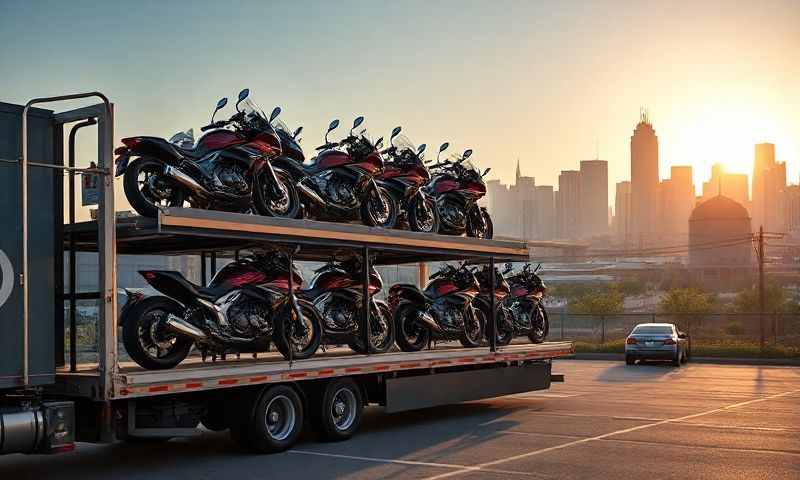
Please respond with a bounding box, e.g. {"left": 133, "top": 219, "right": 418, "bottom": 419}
{"left": 164, "top": 165, "right": 209, "bottom": 197}
{"left": 166, "top": 314, "right": 207, "bottom": 340}
{"left": 296, "top": 179, "right": 326, "bottom": 205}
{"left": 415, "top": 311, "right": 443, "bottom": 333}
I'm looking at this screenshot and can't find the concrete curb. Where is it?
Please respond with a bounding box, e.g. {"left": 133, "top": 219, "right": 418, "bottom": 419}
{"left": 564, "top": 352, "right": 800, "bottom": 366}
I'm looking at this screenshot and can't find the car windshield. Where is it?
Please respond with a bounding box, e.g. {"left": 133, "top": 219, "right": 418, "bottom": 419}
{"left": 632, "top": 325, "right": 673, "bottom": 335}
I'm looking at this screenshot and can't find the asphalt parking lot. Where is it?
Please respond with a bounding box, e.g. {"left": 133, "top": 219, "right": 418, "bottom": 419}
{"left": 2, "top": 359, "right": 798, "bottom": 479}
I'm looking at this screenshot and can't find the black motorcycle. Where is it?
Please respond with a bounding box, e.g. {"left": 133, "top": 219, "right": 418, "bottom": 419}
{"left": 378, "top": 127, "right": 440, "bottom": 233}
{"left": 114, "top": 89, "right": 300, "bottom": 219}
{"left": 425, "top": 145, "right": 493, "bottom": 238}
{"left": 301, "top": 256, "right": 395, "bottom": 354}
{"left": 287, "top": 117, "right": 398, "bottom": 227}
{"left": 504, "top": 263, "right": 549, "bottom": 343}
{"left": 120, "top": 251, "right": 322, "bottom": 370}
{"left": 388, "top": 263, "right": 484, "bottom": 352}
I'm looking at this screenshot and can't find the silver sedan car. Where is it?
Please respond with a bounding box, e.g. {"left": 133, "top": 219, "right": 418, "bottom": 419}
{"left": 625, "top": 323, "right": 689, "bottom": 366}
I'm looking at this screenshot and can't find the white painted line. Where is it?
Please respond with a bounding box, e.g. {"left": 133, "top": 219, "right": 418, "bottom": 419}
{"left": 422, "top": 389, "right": 800, "bottom": 480}
{"left": 288, "top": 449, "right": 549, "bottom": 478}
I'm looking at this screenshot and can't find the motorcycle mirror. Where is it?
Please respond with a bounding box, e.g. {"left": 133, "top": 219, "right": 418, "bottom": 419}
{"left": 462, "top": 149, "right": 473, "bottom": 160}
{"left": 325, "top": 119, "right": 340, "bottom": 143}
{"left": 483, "top": 167, "right": 491, "bottom": 177}
{"left": 535, "top": 263, "right": 542, "bottom": 273}
{"left": 350, "top": 116, "right": 365, "bottom": 135}
{"left": 437, "top": 142, "right": 450, "bottom": 161}
{"left": 375, "top": 137, "right": 384, "bottom": 149}
{"left": 390, "top": 126, "right": 402, "bottom": 144}
{"left": 293, "top": 126, "right": 303, "bottom": 138}
{"left": 211, "top": 97, "right": 228, "bottom": 123}
{"left": 235, "top": 88, "right": 250, "bottom": 111}
{"left": 418, "top": 144, "right": 427, "bottom": 155}
{"left": 269, "top": 106, "right": 282, "bottom": 122}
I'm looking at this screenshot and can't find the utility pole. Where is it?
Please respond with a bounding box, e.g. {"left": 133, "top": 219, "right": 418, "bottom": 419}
{"left": 758, "top": 226, "right": 765, "bottom": 351}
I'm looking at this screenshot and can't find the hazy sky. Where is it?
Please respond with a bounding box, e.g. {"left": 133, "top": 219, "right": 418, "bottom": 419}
{"left": 2, "top": 0, "right": 798, "bottom": 215}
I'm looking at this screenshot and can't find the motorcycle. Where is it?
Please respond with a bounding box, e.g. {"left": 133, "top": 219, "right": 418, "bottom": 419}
{"left": 504, "top": 263, "right": 549, "bottom": 343}
{"left": 120, "top": 251, "right": 322, "bottom": 370}
{"left": 424, "top": 145, "right": 493, "bottom": 238}
{"left": 301, "top": 255, "right": 395, "bottom": 354}
{"left": 291, "top": 116, "right": 399, "bottom": 227}
{"left": 114, "top": 89, "right": 300, "bottom": 219}
{"left": 470, "top": 263, "right": 515, "bottom": 346}
{"left": 388, "top": 262, "right": 484, "bottom": 352}
{"left": 268, "top": 110, "right": 306, "bottom": 218}
{"left": 378, "top": 127, "right": 440, "bottom": 233}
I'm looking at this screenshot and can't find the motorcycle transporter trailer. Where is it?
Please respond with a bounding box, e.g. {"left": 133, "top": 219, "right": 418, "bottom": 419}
{"left": 0, "top": 93, "right": 573, "bottom": 455}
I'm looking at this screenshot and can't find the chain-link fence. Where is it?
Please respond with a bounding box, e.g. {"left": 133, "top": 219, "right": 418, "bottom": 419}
{"left": 549, "top": 311, "right": 800, "bottom": 357}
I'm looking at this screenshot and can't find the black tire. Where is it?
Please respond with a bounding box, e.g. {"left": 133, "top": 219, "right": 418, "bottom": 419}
{"left": 311, "top": 378, "right": 364, "bottom": 441}
{"left": 121, "top": 296, "right": 193, "bottom": 370}
{"left": 527, "top": 304, "right": 549, "bottom": 344}
{"left": 348, "top": 301, "right": 395, "bottom": 354}
{"left": 123, "top": 157, "right": 186, "bottom": 218}
{"left": 407, "top": 196, "right": 440, "bottom": 234}
{"left": 242, "top": 385, "right": 304, "bottom": 453}
{"left": 274, "top": 299, "right": 322, "bottom": 361}
{"left": 201, "top": 400, "right": 228, "bottom": 432}
{"left": 459, "top": 306, "right": 484, "bottom": 348}
{"left": 672, "top": 349, "right": 682, "bottom": 367}
{"left": 681, "top": 349, "right": 689, "bottom": 364}
{"left": 625, "top": 355, "right": 635, "bottom": 365}
{"left": 466, "top": 209, "right": 493, "bottom": 239}
{"left": 393, "top": 301, "right": 430, "bottom": 352}
{"left": 254, "top": 168, "right": 301, "bottom": 218}
{"left": 475, "top": 300, "right": 513, "bottom": 347}
{"left": 361, "top": 185, "right": 398, "bottom": 228}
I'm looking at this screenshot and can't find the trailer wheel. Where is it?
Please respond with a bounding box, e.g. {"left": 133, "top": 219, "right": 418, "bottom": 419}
{"left": 312, "top": 378, "right": 364, "bottom": 441}
{"left": 234, "top": 385, "right": 304, "bottom": 453}
{"left": 201, "top": 399, "right": 228, "bottom": 431}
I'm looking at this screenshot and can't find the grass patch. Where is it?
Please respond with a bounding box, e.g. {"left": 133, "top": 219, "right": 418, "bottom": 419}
{"left": 573, "top": 338, "right": 800, "bottom": 358}
{"left": 573, "top": 339, "right": 625, "bottom": 354}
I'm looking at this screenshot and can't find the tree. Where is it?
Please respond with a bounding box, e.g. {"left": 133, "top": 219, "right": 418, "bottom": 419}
{"left": 569, "top": 287, "right": 624, "bottom": 315}
{"left": 657, "top": 288, "right": 716, "bottom": 314}
{"left": 731, "top": 282, "right": 790, "bottom": 313}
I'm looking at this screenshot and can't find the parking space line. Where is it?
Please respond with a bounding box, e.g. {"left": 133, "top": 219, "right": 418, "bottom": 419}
{"left": 598, "top": 437, "right": 800, "bottom": 456}
{"left": 288, "top": 449, "right": 550, "bottom": 478}
{"left": 421, "top": 388, "right": 799, "bottom": 480}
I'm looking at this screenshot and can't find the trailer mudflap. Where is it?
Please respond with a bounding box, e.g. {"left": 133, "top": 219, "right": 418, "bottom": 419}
{"left": 384, "top": 361, "right": 551, "bottom": 413}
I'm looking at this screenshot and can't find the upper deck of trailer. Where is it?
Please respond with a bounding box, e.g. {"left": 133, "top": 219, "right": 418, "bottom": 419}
{"left": 64, "top": 207, "right": 531, "bottom": 263}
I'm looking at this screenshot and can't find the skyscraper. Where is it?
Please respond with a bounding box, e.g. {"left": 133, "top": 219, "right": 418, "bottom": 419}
{"left": 557, "top": 170, "right": 581, "bottom": 239}
{"left": 579, "top": 160, "right": 609, "bottom": 238}
{"left": 511, "top": 160, "right": 536, "bottom": 239}
{"left": 630, "top": 109, "right": 659, "bottom": 246}
{"left": 752, "top": 143, "right": 786, "bottom": 232}
{"left": 534, "top": 185, "right": 555, "bottom": 240}
{"left": 658, "top": 166, "right": 694, "bottom": 244}
{"left": 613, "top": 181, "right": 631, "bottom": 246}
{"left": 700, "top": 163, "right": 749, "bottom": 211}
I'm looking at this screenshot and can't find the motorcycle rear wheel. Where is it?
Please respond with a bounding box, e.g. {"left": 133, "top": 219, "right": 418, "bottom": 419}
{"left": 121, "top": 296, "right": 193, "bottom": 370}
{"left": 393, "top": 301, "right": 430, "bottom": 352}
{"left": 408, "top": 197, "right": 440, "bottom": 233}
{"left": 274, "top": 299, "right": 322, "bottom": 360}
{"left": 254, "top": 168, "right": 301, "bottom": 218}
{"left": 361, "top": 186, "right": 398, "bottom": 228}
{"left": 123, "top": 157, "right": 186, "bottom": 218}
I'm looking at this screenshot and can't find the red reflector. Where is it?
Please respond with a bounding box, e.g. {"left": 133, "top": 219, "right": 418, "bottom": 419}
{"left": 663, "top": 338, "right": 676, "bottom": 345}
{"left": 114, "top": 146, "right": 128, "bottom": 155}
{"left": 143, "top": 271, "right": 156, "bottom": 280}
{"left": 626, "top": 337, "right": 637, "bottom": 345}
{"left": 49, "top": 443, "right": 75, "bottom": 454}
{"left": 121, "top": 137, "right": 141, "bottom": 149}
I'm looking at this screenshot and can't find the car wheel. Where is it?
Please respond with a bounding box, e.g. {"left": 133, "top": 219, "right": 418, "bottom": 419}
{"left": 672, "top": 350, "right": 682, "bottom": 367}
{"left": 625, "top": 354, "right": 635, "bottom": 365}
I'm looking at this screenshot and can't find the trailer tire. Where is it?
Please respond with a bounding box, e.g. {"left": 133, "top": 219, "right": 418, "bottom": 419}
{"left": 311, "top": 378, "right": 364, "bottom": 441}
{"left": 201, "top": 399, "right": 228, "bottom": 431}
{"left": 239, "top": 385, "right": 304, "bottom": 453}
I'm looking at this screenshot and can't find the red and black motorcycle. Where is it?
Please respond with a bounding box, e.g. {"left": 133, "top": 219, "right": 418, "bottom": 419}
{"left": 388, "top": 262, "right": 484, "bottom": 352}
{"left": 424, "top": 145, "right": 493, "bottom": 238}
{"left": 378, "top": 127, "right": 440, "bottom": 233}
{"left": 301, "top": 256, "right": 394, "bottom": 353}
{"left": 291, "top": 117, "right": 399, "bottom": 227}
{"left": 504, "top": 263, "right": 549, "bottom": 343}
{"left": 120, "top": 251, "right": 322, "bottom": 370}
{"left": 114, "top": 89, "right": 300, "bottom": 218}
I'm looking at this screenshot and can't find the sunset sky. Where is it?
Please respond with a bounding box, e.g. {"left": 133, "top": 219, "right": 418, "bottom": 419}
{"left": 2, "top": 0, "right": 798, "bottom": 215}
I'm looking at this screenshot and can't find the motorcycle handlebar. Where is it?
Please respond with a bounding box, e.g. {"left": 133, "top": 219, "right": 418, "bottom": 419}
{"left": 200, "top": 120, "right": 228, "bottom": 132}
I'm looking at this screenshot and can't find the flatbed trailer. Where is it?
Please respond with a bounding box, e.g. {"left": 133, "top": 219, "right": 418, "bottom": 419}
{"left": 0, "top": 93, "right": 573, "bottom": 456}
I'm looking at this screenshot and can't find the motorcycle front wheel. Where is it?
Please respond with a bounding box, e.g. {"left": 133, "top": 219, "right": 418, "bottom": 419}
{"left": 408, "top": 196, "right": 440, "bottom": 233}
{"left": 121, "top": 296, "right": 193, "bottom": 370}
{"left": 361, "top": 186, "right": 398, "bottom": 228}
{"left": 254, "top": 168, "right": 301, "bottom": 218}
{"left": 123, "top": 157, "right": 186, "bottom": 218}
{"left": 528, "top": 304, "right": 549, "bottom": 344}
{"left": 348, "top": 300, "right": 395, "bottom": 354}
{"left": 274, "top": 299, "right": 322, "bottom": 360}
{"left": 393, "top": 301, "right": 430, "bottom": 352}
{"left": 466, "top": 209, "right": 493, "bottom": 239}
{"left": 476, "top": 301, "right": 514, "bottom": 347}
{"left": 459, "top": 307, "right": 484, "bottom": 348}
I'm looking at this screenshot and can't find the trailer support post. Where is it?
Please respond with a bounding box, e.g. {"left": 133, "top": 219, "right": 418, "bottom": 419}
{"left": 362, "top": 246, "right": 371, "bottom": 354}
{"left": 489, "top": 256, "right": 497, "bottom": 353}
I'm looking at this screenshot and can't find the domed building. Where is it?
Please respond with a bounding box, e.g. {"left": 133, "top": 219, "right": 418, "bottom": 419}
{"left": 689, "top": 195, "right": 752, "bottom": 267}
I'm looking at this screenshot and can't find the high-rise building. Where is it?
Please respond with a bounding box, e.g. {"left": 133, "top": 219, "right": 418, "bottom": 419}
{"left": 658, "top": 165, "right": 695, "bottom": 244}
{"left": 579, "top": 160, "right": 609, "bottom": 238}
{"left": 784, "top": 185, "right": 800, "bottom": 237}
{"left": 752, "top": 143, "right": 787, "bottom": 232}
{"left": 630, "top": 109, "right": 659, "bottom": 246}
{"left": 556, "top": 170, "right": 581, "bottom": 239}
{"left": 612, "top": 181, "right": 631, "bottom": 246}
{"left": 533, "top": 185, "right": 555, "bottom": 240}
{"left": 700, "top": 163, "right": 749, "bottom": 212}
{"left": 511, "top": 160, "right": 536, "bottom": 239}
